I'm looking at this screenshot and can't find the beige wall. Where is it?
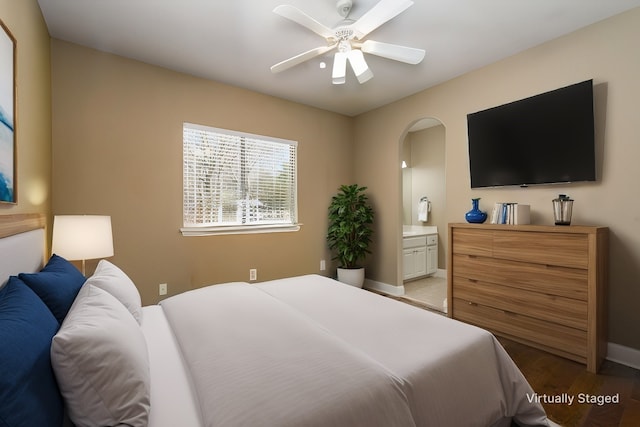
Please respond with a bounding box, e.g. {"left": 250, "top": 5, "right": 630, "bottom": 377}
{"left": 0, "top": 0, "right": 51, "bottom": 220}
{"left": 51, "top": 40, "right": 353, "bottom": 304}
{"left": 354, "top": 8, "right": 640, "bottom": 350}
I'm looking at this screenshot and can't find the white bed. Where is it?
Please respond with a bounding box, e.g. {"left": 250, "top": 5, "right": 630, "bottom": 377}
{"left": 0, "top": 215, "right": 559, "bottom": 427}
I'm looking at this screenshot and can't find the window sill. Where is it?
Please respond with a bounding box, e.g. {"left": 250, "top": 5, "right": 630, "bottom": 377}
{"left": 180, "top": 223, "right": 301, "bottom": 236}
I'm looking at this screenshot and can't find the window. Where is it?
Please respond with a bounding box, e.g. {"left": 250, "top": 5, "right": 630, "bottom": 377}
{"left": 182, "top": 123, "right": 299, "bottom": 236}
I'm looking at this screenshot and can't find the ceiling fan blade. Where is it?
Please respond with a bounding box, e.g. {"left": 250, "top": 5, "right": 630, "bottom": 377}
{"left": 273, "top": 5, "right": 335, "bottom": 40}
{"left": 348, "top": 50, "right": 373, "bottom": 84}
{"left": 349, "top": 0, "right": 414, "bottom": 40}
{"left": 332, "top": 51, "right": 348, "bottom": 85}
{"left": 271, "top": 44, "right": 337, "bottom": 74}
{"left": 358, "top": 40, "right": 425, "bottom": 64}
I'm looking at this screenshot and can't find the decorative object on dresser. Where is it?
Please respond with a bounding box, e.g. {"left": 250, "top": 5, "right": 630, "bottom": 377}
{"left": 448, "top": 223, "right": 608, "bottom": 373}
{"left": 552, "top": 194, "right": 574, "bottom": 225}
{"left": 489, "top": 202, "right": 530, "bottom": 225}
{"left": 327, "top": 184, "right": 374, "bottom": 287}
{"left": 52, "top": 215, "right": 114, "bottom": 275}
{"left": 464, "top": 197, "right": 487, "bottom": 223}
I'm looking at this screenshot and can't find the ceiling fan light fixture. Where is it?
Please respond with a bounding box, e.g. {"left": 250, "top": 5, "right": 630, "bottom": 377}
{"left": 272, "top": 1, "right": 422, "bottom": 86}
{"left": 348, "top": 49, "right": 373, "bottom": 84}
{"left": 332, "top": 51, "right": 348, "bottom": 84}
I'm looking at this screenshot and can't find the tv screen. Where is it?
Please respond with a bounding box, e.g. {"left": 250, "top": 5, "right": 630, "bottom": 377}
{"left": 467, "top": 80, "right": 596, "bottom": 188}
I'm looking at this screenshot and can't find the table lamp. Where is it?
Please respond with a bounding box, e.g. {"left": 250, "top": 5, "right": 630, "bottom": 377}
{"left": 52, "top": 215, "right": 114, "bottom": 275}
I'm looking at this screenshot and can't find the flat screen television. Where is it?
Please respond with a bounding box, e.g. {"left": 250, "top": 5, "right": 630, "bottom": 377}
{"left": 467, "top": 80, "right": 596, "bottom": 188}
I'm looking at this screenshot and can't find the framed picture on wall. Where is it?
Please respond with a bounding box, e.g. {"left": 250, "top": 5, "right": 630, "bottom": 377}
{"left": 0, "top": 19, "right": 16, "bottom": 204}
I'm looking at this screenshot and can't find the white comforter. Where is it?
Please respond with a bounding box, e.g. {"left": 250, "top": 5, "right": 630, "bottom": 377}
{"left": 257, "top": 275, "right": 551, "bottom": 427}
{"left": 159, "top": 281, "right": 416, "bottom": 427}
{"left": 149, "top": 274, "right": 552, "bottom": 427}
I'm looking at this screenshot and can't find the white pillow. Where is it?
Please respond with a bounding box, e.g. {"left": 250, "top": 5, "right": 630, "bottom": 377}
{"left": 51, "top": 284, "right": 150, "bottom": 427}
{"left": 86, "top": 259, "right": 143, "bottom": 324}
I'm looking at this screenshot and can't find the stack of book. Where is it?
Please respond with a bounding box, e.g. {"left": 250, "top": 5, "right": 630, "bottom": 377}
{"left": 490, "top": 203, "right": 530, "bottom": 225}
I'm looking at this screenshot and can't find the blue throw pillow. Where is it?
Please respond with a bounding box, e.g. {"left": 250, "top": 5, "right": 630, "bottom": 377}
{"left": 19, "top": 254, "right": 86, "bottom": 324}
{"left": 0, "top": 277, "right": 64, "bottom": 427}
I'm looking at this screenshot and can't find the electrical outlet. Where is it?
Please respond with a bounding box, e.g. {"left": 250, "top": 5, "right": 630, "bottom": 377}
{"left": 159, "top": 283, "right": 168, "bottom": 296}
{"left": 249, "top": 269, "right": 257, "bottom": 281}
{"left": 320, "top": 260, "right": 326, "bottom": 271}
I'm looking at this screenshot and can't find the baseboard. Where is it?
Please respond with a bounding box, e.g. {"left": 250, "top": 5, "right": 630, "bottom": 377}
{"left": 606, "top": 342, "right": 640, "bottom": 370}
{"left": 364, "top": 279, "right": 405, "bottom": 297}
{"left": 433, "top": 268, "right": 446, "bottom": 279}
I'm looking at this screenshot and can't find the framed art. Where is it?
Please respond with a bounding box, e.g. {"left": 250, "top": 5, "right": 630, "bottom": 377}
{"left": 0, "top": 19, "right": 16, "bottom": 204}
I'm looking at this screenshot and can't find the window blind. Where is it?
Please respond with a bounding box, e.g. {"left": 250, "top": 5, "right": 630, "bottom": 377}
{"left": 182, "top": 123, "right": 298, "bottom": 234}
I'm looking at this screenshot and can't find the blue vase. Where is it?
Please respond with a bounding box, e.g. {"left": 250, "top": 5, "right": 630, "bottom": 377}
{"left": 465, "top": 198, "right": 487, "bottom": 223}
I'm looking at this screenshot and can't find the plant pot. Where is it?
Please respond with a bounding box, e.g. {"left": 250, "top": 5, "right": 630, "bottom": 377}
{"left": 337, "top": 267, "right": 365, "bottom": 288}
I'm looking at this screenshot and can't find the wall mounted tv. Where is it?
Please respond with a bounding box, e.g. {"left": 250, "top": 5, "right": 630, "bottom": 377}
{"left": 467, "top": 79, "right": 596, "bottom": 188}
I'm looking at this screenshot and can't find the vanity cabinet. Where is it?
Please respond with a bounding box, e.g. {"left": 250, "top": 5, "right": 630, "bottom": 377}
{"left": 403, "top": 236, "right": 427, "bottom": 280}
{"left": 403, "top": 234, "right": 438, "bottom": 280}
{"left": 447, "top": 223, "right": 608, "bottom": 373}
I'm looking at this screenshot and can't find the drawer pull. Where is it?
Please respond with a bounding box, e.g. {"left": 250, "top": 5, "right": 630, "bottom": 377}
{"left": 467, "top": 301, "right": 477, "bottom": 306}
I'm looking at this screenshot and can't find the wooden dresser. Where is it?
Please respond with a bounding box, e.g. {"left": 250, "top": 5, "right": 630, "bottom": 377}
{"left": 447, "top": 223, "right": 608, "bottom": 373}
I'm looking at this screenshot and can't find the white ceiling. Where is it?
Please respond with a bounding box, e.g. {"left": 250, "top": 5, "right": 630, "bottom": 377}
{"left": 38, "top": 0, "right": 640, "bottom": 116}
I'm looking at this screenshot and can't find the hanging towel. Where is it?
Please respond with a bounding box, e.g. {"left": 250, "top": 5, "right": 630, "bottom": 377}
{"left": 418, "top": 199, "right": 429, "bottom": 222}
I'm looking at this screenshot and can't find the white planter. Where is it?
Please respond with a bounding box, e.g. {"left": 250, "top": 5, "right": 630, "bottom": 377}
{"left": 337, "top": 267, "right": 365, "bottom": 288}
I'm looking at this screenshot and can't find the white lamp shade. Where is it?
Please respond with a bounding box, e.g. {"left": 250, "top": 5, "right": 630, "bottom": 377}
{"left": 332, "top": 51, "right": 348, "bottom": 85}
{"left": 347, "top": 50, "right": 373, "bottom": 84}
{"left": 52, "top": 215, "right": 114, "bottom": 261}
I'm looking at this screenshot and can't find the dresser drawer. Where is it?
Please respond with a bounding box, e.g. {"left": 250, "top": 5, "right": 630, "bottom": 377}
{"left": 453, "top": 297, "right": 587, "bottom": 360}
{"left": 451, "top": 228, "right": 492, "bottom": 256}
{"left": 492, "top": 231, "right": 589, "bottom": 269}
{"left": 452, "top": 253, "right": 588, "bottom": 300}
{"left": 453, "top": 277, "right": 587, "bottom": 330}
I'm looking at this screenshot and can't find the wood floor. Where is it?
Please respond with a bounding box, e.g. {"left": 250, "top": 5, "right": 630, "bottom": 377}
{"left": 498, "top": 337, "right": 640, "bottom": 427}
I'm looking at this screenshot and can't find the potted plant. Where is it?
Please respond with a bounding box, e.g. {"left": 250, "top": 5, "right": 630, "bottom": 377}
{"left": 327, "top": 184, "right": 374, "bottom": 287}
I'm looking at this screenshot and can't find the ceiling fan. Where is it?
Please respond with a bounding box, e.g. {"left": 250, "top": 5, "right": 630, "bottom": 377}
{"left": 271, "top": 0, "right": 425, "bottom": 84}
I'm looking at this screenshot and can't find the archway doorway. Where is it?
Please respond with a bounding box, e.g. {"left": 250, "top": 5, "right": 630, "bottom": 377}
{"left": 400, "top": 117, "right": 447, "bottom": 313}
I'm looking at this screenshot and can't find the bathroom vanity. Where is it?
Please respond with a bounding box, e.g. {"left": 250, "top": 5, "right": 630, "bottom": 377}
{"left": 402, "top": 226, "right": 438, "bottom": 281}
